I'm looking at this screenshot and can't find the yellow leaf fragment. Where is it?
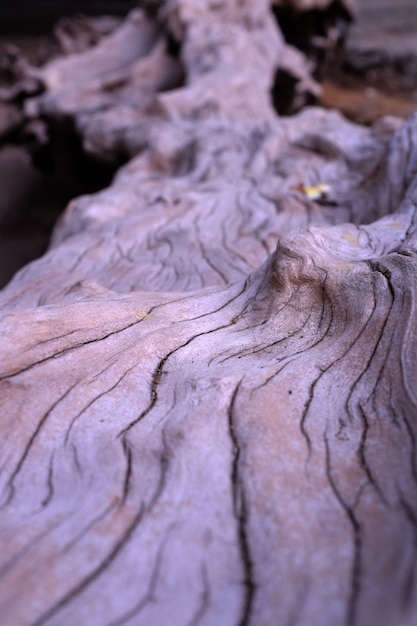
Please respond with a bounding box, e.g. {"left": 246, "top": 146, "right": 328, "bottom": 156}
{"left": 292, "top": 183, "right": 331, "bottom": 200}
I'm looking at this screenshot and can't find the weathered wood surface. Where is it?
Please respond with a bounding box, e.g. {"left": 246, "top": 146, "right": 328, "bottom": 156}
{"left": 1, "top": 2, "right": 417, "bottom": 626}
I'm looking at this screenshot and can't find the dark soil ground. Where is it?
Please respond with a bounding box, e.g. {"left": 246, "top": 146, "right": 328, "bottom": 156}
{"left": 319, "top": 0, "right": 417, "bottom": 123}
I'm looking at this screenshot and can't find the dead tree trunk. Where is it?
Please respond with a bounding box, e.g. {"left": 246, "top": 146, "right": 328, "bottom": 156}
{"left": 0, "top": 2, "right": 416, "bottom": 626}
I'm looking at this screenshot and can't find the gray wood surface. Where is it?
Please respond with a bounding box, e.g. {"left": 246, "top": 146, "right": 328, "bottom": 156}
{"left": 1, "top": 2, "right": 417, "bottom": 625}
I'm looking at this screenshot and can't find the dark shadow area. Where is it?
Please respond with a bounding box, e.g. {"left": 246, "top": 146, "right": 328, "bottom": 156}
{"left": 0, "top": 1, "right": 137, "bottom": 34}
{"left": 272, "top": 0, "right": 351, "bottom": 78}
{"left": 0, "top": 127, "right": 117, "bottom": 289}
{"left": 270, "top": 0, "right": 351, "bottom": 116}
{"left": 270, "top": 68, "right": 314, "bottom": 116}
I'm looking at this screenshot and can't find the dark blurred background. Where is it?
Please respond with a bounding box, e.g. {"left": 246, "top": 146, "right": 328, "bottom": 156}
{"left": 0, "top": 2, "right": 137, "bottom": 32}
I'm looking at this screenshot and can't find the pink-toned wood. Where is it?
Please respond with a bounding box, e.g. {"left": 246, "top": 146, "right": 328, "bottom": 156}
{"left": 1, "top": 2, "right": 416, "bottom": 626}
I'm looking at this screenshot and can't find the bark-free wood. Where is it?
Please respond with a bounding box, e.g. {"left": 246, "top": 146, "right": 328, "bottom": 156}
{"left": 1, "top": 2, "right": 417, "bottom": 626}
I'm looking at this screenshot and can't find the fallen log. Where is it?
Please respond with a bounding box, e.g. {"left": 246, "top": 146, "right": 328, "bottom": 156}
{"left": 1, "top": 2, "right": 417, "bottom": 626}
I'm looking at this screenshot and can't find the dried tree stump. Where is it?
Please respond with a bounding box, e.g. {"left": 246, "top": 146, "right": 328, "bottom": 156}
{"left": 0, "top": 2, "right": 416, "bottom": 626}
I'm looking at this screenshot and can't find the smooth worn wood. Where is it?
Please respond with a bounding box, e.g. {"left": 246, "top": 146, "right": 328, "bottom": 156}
{"left": 1, "top": 2, "right": 417, "bottom": 626}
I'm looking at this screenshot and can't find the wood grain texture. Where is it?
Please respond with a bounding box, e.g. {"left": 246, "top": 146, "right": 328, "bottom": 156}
{"left": 1, "top": 2, "right": 417, "bottom": 626}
